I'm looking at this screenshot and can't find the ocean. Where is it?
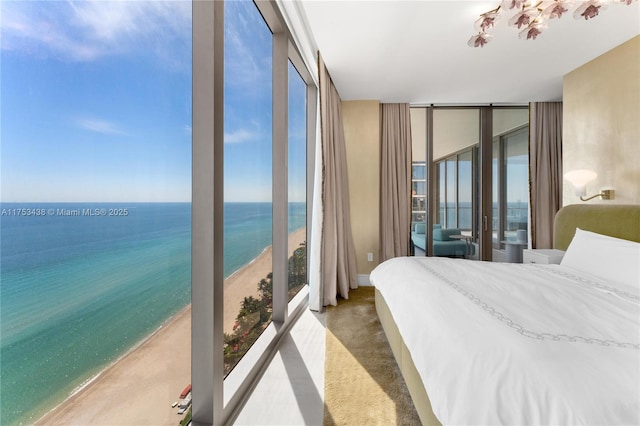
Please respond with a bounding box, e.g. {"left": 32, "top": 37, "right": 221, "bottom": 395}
{"left": 0, "top": 202, "right": 306, "bottom": 425}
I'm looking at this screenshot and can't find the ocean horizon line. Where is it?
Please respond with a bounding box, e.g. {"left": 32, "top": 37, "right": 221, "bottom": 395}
{"left": 0, "top": 200, "right": 307, "bottom": 204}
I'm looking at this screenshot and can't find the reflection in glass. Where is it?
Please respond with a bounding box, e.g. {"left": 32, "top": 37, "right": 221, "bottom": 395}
{"left": 438, "top": 162, "right": 446, "bottom": 225}
{"left": 446, "top": 158, "right": 457, "bottom": 227}
{"left": 432, "top": 108, "right": 479, "bottom": 259}
{"left": 458, "top": 150, "right": 473, "bottom": 231}
{"left": 492, "top": 108, "right": 529, "bottom": 248}
{"left": 505, "top": 129, "right": 529, "bottom": 241}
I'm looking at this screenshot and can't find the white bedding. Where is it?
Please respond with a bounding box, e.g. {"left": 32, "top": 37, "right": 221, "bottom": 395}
{"left": 370, "top": 257, "right": 640, "bottom": 425}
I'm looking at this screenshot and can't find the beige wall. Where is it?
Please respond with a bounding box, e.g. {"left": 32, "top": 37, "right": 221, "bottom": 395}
{"left": 342, "top": 100, "right": 380, "bottom": 275}
{"left": 410, "top": 108, "right": 427, "bottom": 161}
{"left": 563, "top": 35, "right": 640, "bottom": 205}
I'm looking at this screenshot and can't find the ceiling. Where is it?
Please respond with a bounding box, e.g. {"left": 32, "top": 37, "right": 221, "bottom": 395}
{"left": 298, "top": 1, "right": 640, "bottom": 104}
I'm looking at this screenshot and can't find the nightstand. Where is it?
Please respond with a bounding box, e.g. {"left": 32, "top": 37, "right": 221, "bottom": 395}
{"left": 522, "top": 249, "right": 565, "bottom": 265}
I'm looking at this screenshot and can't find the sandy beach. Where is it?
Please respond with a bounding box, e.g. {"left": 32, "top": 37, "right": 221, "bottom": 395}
{"left": 36, "top": 228, "right": 307, "bottom": 426}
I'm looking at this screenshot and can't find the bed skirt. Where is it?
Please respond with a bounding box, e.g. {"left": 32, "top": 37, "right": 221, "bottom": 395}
{"left": 375, "top": 288, "right": 441, "bottom": 426}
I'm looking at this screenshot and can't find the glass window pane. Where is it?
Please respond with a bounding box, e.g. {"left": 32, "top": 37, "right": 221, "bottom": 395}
{"left": 446, "top": 158, "right": 457, "bottom": 228}
{"left": 1, "top": 2, "right": 192, "bottom": 424}
{"left": 287, "top": 61, "right": 307, "bottom": 302}
{"left": 411, "top": 162, "right": 426, "bottom": 254}
{"left": 410, "top": 108, "right": 427, "bottom": 256}
{"left": 412, "top": 166, "right": 425, "bottom": 180}
{"left": 223, "top": 1, "right": 273, "bottom": 376}
{"left": 438, "top": 162, "right": 446, "bottom": 225}
{"left": 433, "top": 108, "right": 479, "bottom": 259}
{"left": 505, "top": 128, "right": 529, "bottom": 241}
{"left": 493, "top": 108, "right": 529, "bottom": 249}
{"left": 458, "top": 150, "right": 473, "bottom": 231}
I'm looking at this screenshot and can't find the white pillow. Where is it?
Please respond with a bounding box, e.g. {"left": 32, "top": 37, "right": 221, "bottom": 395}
{"left": 560, "top": 228, "right": 640, "bottom": 291}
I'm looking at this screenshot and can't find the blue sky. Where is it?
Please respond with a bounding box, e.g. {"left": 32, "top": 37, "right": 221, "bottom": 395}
{"left": 224, "top": 0, "right": 307, "bottom": 203}
{"left": 1, "top": 0, "right": 307, "bottom": 203}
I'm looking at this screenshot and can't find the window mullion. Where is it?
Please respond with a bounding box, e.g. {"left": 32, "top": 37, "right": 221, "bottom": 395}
{"left": 192, "top": 0, "right": 224, "bottom": 424}
{"left": 272, "top": 32, "right": 288, "bottom": 323}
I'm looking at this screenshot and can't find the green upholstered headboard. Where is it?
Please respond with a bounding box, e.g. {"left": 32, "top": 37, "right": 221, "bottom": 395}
{"left": 553, "top": 204, "right": 640, "bottom": 250}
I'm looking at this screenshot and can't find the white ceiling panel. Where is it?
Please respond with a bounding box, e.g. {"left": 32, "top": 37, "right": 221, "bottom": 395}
{"left": 299, "top": 0, "right": 640, "bottom": 103}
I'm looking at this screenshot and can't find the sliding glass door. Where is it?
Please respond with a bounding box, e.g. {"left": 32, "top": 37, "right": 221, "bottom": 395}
{"left": 432, "top": 109, "right": 479, "bottom": 259}
{"left": 410, "top": 106, "right": 529, "bottom": 262}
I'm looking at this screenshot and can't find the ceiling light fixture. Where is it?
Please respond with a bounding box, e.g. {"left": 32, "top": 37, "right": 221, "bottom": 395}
{"left": 468, "top": 0, "right": 637, "bottom": 48}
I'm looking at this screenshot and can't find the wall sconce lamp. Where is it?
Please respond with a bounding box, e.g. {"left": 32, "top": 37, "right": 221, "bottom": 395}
{"left": 564, "top": 169, "right": 615, "bottom": 202}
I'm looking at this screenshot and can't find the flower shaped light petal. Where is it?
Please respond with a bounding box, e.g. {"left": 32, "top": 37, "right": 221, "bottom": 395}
{"left": 574, "top": 1, "right": 607, "bottom": 20}
{"left": 474, "top": 11, "right": 501, "bottom": 32}
{"left": 501, "top": 0, "right": 531, "bottom": 10}
{"left": 468, "top": 33, "right": 493, "bottom": 48}
{"left": 542, "top": 0, "right": 573, "bottom": 19}
{"left": 518, "top": 22, "right": 547, "bottom": 40}
{"left": 508, "top": 9, "right": 539, "bottom": 28}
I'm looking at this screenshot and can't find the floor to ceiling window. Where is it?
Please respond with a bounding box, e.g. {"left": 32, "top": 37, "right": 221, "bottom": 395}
{"left": 192, "top": 1, "right": 317, "bottom": 424}
{"left": 2, "top": 0, "right": 316, "bottom": 424}
{"left": 222, "top": 0, "right": 274, "bottom": 377}
{"left": 1, "top": 2, "right": 192, "bottom": 425}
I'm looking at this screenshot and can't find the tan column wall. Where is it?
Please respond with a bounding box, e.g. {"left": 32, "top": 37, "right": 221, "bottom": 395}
{"left": 342, "top": 100, "right": 380, "bottom": 275}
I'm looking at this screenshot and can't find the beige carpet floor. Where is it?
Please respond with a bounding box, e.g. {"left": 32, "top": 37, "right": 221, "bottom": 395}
{"left": 323, "top": 286, "right": 421, "bottom": 426}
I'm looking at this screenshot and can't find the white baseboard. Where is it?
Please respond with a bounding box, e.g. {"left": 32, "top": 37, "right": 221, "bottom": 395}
{"left": 357, "top": 274, "right": 372, "bottom": 286}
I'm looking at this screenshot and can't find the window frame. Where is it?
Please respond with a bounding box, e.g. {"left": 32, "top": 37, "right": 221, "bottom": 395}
{"left": 192, "top": 1, "right": 317, "bottom": 424}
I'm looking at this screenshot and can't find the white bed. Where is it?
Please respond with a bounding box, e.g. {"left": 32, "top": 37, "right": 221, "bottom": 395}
{"left": 371, "top": 205, "right": 640, "bottom": 425}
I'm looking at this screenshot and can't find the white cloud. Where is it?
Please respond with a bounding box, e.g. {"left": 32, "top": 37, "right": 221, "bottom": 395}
{"left": 75, "top": 117, "right": 125, "bottom": 135}
{"left": 224, "top": 1, "right": 272, "bottom": 87}
{"left": 224, "top": 128, "right": 255, "bottom": 144}
{"left": 1, "top": 1, "right": 191, "bottom": 63}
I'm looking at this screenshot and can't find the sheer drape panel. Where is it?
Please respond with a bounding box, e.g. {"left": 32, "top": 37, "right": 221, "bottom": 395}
{"left": 529, "top": 102, "right": 563, "bottom": 249}
{"left": 379, "top": 103, "right": 412, "bottom": 262}
{"left": 318, "top": 53, "right": 358, "bottom": 306}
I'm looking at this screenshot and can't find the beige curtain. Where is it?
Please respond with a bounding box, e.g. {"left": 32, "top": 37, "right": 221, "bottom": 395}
{"left": 318, "top": 53, "right": 358, "bottom": 306}
{"left": 529, "top": 102, "right": 563, "bottom": 249}
{"left": 379, "top": 103, "right": 412, "bottom": 262}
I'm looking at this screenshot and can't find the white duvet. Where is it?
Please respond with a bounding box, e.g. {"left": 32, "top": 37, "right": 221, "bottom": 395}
{"left": 370, "top": 257, "right": 640, "bottom": 425}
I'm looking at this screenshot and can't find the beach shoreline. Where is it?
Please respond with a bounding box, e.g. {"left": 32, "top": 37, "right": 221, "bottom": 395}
{"left": 35, "top": 228, "right": 307, "bottom": 425}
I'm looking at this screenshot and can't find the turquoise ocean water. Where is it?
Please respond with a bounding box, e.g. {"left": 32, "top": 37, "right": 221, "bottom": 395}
{"left": 0, "top": 202, "right": 305, "bottom": 425}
